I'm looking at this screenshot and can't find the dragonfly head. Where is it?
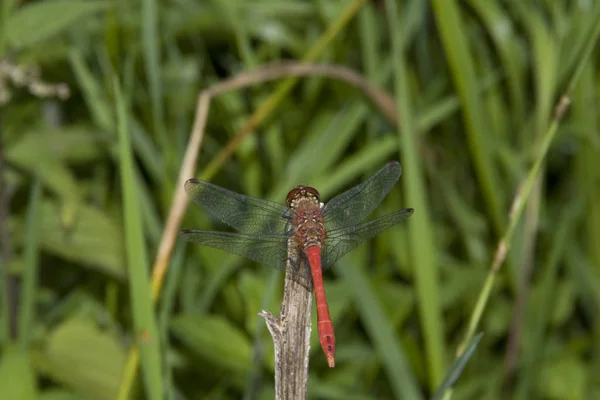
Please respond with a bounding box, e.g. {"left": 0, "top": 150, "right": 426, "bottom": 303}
{"left": 286, "top": 185, "right": 321, "bottom": 209}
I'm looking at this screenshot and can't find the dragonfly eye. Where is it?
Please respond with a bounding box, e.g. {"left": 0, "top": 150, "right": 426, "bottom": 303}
{"left": 303, "top": 186, "right": 320, "bottom": 200}
{"left": 286, "top": 185, "right": 321, "bottom": 208}
{"left": 286, "top": 186, "right": 304, "bottom": 207}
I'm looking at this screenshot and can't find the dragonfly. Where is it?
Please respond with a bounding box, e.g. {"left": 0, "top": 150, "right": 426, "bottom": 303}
{"left": 180, "top": 161, "right": 414, "bottom": 368}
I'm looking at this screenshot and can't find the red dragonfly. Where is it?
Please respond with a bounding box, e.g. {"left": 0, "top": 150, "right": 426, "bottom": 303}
{"left": 180, "top": 161, "right": 413, "bottom": 368}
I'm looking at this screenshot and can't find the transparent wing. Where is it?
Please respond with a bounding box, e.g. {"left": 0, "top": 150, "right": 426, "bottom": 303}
{"left": 322, "top": 162, "right": 403, "bottom": 231}
{"left": 321, "top": 208, "right": 414, "bottom": 270}
{"left": 180, "top": 229, "right": 314, "bottom": 287}
{"left": 180, "top": 230, "right": 290, "bottom": 270}
{"left": 184, "top": 179, "right": 291, "bottom": 234}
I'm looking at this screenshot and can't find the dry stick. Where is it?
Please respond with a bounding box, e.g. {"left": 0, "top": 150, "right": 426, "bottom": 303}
{"left": 259, "top": 240, "right": 312, "bottom": 400}
{"left": 116, "top": 61, "right": 397, "bottom": 398}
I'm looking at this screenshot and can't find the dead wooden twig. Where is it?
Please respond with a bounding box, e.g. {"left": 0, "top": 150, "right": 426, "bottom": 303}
{"left": 259, "top": 240, "right": 312, "bottom": 400}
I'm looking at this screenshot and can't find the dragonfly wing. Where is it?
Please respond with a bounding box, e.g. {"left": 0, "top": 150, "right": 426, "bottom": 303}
{"left": 322, "top": 162, "right": 402, "bottom": 231}
{"left": 321, "top": 208, "right": 414, "bottom": 270}
{"left": 184, "top": 179, "right": 292, "bottom": 234}
{"left": 180, "top": 230, "right": 291, "bottom": 270}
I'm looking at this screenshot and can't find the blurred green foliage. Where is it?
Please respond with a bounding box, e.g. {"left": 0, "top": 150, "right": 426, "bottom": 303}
{"left": 1, "top": 0, "right": 600, "bottom": 399}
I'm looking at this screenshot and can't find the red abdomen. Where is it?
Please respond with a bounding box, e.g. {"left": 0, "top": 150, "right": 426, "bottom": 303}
{"left": 306, "top": 246, "right": 335, "bottom": 367}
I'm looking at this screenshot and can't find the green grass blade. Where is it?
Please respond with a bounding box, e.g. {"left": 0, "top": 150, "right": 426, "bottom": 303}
{"left": 431, "top": 333, "right": 483, "bottom": 400}
{"left": 213, "top": 0, "right": 257, "bottom": 68}
{"left": 6, "top": 0, "right": 111, "bottom": 50}
{"left": 529, "top": 9, "right": 559, "bottom": 137}
{"left": 158, "top": 242, "right": 185, "bottom": 400}
{"left": 386, "top": 0, "right": 446, "bottom": 389}
{"left": 18, "top": 176, "right": 42, "bottom": 349}
{"left": 466, "top": 0, "right": 525, "bottom": 124}
{"left": 0, "top": 251, "right": 7, "bottom": 343}
{"left": 113, "top": 76, "right": 163, "bottom": 400}
{"left": 336, "top": 260, "right": 422, "bottom": 400}
{"left": 0, "top": 0, "right": 13, "bottom": 54}
{"left": 515, "top": 200, "right": 583, "bottom": 399}
{"left": 141, "top": 0, "right": 168, "bottom": 154}
{"left": 431, "top": 0, "right": 505, "bottom": 235}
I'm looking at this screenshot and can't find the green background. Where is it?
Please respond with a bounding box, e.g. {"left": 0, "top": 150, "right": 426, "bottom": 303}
{"left": 1, "top": 0, "right": 599, "bottom": 399}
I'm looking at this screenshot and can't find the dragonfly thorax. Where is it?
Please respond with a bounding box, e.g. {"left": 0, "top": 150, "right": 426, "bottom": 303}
{"left": 289, "top": 198, "right": 327, "bottom": 250}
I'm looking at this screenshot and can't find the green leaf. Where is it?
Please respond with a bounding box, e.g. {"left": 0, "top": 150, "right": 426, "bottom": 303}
{"left": 38, "top": 390, "right": 90, "bottom": 400}
{"left": 536, "top": 355, "right": 587, "bottom": 400}
{"left": 171, "top": 313, "right": 252, "bottom": 375}
{"left": 550, "top": 280, "right": 575, "bottom": 327}
{"left": 6, "top": 0, "right": 112, "bottom": 49}
{"left": 0, "top": 346, "right": 38, "bottom": 400}
{"left": 40, "top": 200, "right": 126, "bottom": 279}
{"left": 237, "top": 270, "right": 267, "bottom": 333}
{"left": 6, "top": 127, "right": 104, "bottom": 164}
{"left": 375, "top": 280, "right": 414, "bottom": 328}
{"left": 32, "top": 318, "right": 125, "bottom": 400}
{"left": 6, "top": 152, "right": 80, "bottom": 207}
